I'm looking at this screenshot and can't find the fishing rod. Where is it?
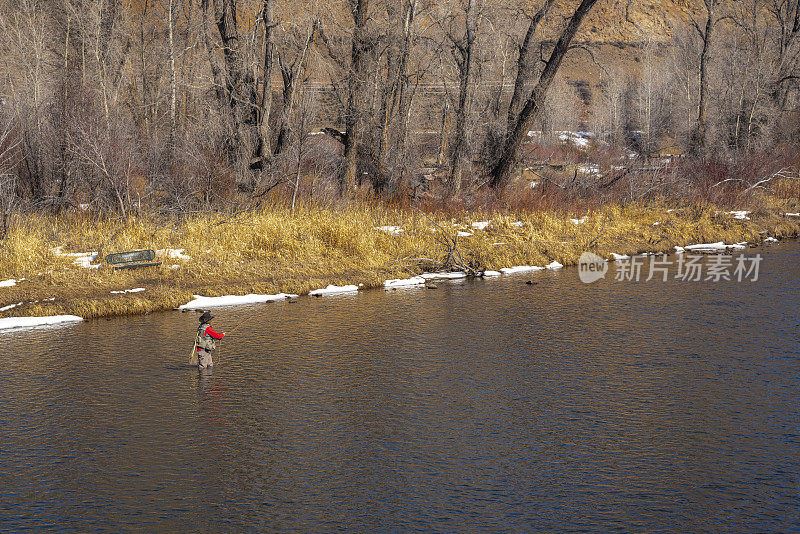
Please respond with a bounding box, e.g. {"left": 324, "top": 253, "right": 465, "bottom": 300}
{"left": 205, "top": 313, "right": 253, "bottom": 362}
{"left": 225, "top": 316, "right": 250, "bottom": 336}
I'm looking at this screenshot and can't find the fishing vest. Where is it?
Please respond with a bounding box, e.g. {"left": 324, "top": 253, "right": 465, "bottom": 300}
{"left": 196, "top": 324, "right": 216, "bottom": 351}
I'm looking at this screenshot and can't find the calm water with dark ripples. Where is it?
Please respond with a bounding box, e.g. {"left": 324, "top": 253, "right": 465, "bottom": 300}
{"left": 1, "top": 242, "right": 799, "bottom": 533}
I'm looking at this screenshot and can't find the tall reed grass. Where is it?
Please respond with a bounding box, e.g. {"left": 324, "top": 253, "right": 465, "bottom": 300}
{"left": 1, "top": 193, "right": 798, "bottom": 320}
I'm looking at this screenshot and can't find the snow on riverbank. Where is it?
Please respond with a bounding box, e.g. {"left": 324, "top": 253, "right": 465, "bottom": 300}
{"left": 309, "top": 285, "right": 359, "bottom": 296}
{"left": 500, "top": 265, "right": 545, "bottom": 274}
{"left": 179, "top": 293, "right": 298, "bottom": 309}
{"left": 0, "top": 278, "right": 24, "bottom": 287}
{"left": 375, "top": 226, "right": 404, "bottom": 235}
{"left": 684, "top": 241, "right": 748, "bottom": 252}
{"left": 158, "top": 249, "right": 191, "bottom": 261}
{"left": 718, "top": 210, "right": 751, "bottom": 220}
{"left": 0, "top": 315, "right": 84, "bottom": 331}
{"left": 421, "top": 271, "right": 468, "bottom": 280}
{"left": 384, "top": 276, "right": 427, "bottom": 288}
{"left": 111, "top": 288, "right": 146, "bottom": 294}
{"left": 51, "top": 247, "right": 100, "bottom": 269}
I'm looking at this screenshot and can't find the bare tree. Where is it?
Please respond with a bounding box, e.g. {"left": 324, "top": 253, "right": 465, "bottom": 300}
{"left": 0, "top": 116, "right": 20, "bottom": 245}
{"left": 201, "top": 0, "right": 261, "bottom": 189}
{"left": 169, "top": 0, "right": 177, "bottom": 150}
{"left": 341, "top": 0, "right": 372, "bottom": 193}
{"left": 488, "top": 0, "right": 601, "bottom": 190}
{"left": 273, "top": 18, "right": 320, "bottom": 159}
{"left": 686, "top": 0, "right": 724, "bottom": 157}
{"left": 374, "top": 0, "right": 419, "bottom": 194}
{"left": 506, "top": 0, "right": 556, "bottom": 137}
{"left": 440, "top": 0, "right": 480, "bottom": 193}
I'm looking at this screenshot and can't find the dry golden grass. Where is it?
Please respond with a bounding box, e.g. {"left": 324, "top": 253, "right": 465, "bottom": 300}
{"left": 1, "top": 195, "right": 798, "bottom": 320}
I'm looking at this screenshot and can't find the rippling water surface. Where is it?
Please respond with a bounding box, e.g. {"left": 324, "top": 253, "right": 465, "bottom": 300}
{"left": 1, "top": 243, "right": 799, "bottom": 532}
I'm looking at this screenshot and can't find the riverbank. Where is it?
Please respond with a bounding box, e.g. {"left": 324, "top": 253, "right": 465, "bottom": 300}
{"left": 1, "top": 198, "right": 799, "bottom": 323}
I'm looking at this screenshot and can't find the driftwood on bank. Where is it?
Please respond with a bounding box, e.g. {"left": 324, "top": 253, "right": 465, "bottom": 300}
{"left": 416, "top": 209, "right": 485, "bottom": 277}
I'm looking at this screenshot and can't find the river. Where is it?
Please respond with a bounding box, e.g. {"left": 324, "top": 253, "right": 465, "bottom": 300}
{"left": 1, "top": 243, "right": 799, "bottom": 532}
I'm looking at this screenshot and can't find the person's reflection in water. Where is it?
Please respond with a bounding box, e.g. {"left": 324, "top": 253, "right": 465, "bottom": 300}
{"left": 197, "top": 368, "right": 225, "bottom": 425}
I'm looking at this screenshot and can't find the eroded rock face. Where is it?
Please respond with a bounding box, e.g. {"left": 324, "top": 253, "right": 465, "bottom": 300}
{"left": 518, "top": 0, "right": 687, "bottom": 43}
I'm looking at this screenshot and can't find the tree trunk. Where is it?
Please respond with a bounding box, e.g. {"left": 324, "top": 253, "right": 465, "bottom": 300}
{"left": 168, "top": 0, "right": 177, "bottom": 150}
{"left": 341, "top": 0, "right": 370, "bottom": 193}
{"left": 206, "top": 0, "right": 263, "bottom": 185}
{"left": 690, "top": 1, "right": 714, "bottom": 158}
{"left": 375, "top": 0, "right": 415, "bottom": 193}
{"left": 506, "top": 0, "right": 555, "bottom": 135}
{"left": 273, "top": 20, "right": 318, "bottom": 159}
{"left": 449, "top": 0, "right": 477, "bottom": 193}
{"left": 489, "top": 0, "right": 599, "bottom": 190}
{"left": 258, "top": 0, "right": 275, "bottom": 166}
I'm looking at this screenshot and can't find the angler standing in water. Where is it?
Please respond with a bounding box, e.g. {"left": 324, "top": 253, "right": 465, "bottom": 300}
{"left": 194, "top": 311, "right": 225, "bottom": 369}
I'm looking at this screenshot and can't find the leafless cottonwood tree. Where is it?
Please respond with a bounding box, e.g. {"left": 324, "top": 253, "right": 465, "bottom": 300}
{"left": 168, "top": 0, "right": 178, "bottom": 150}
{"left": 201, "top": 0, "right": 261, "bottom": 188}
{"left": 318, "top": 0, "right": 426, "bottom": 194}
{"left": 488, "top": 0, "right": 601, "bottom": 190}
{"left": 686, "top": 0, "right": 723, "bottom": 157}
{"left": 341, "top": 0, "right": 372, "bottom": 192}
{"left": 273, "top": 17, "right": 320, "bottom": 160}
{"left": 436, "top": 0, "right": 481, "bottom": 193}
{"left": 0, "top": 116, "right": 20, "bottom": 243}
{"left": 374, "top": 0, "right": 419, "bottom": 194}
{"left": 505, "top": 0, "right": 556, "bottom": 139}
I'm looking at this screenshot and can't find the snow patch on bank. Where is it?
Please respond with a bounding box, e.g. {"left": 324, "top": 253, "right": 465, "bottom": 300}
{"left": 569, "top": 217, "right": 588, "bottom": 224}
{"left": 609, "top": 253, "right": 630, "bottom": 260}
{"left": 51, "top": 247, "right": 100, "bottom": 269}
{"left": 309, "top": 285, "right": 359, "bottom": 296}
{"left": 180, "top": 293, "right": 298, "bottom": 309}
{"left": 0, "top": 278, "right": 24, "bottom": 287}
{"left": 684, "top": 241, "right": 748, "bottom": 252}
{"left": 421, "top": 271, "right": 468, "bottom": 280}
{"left": 375, "top": 226, "right": 404, "bottom": 235}
{"left": 0, "top": 315, "right": 83, "bottom": 332}
{"left": 471, "top": 221, "right": 490, "bottom": 230}
{"left": 546, "top": 261, "right": 564, "bottom": 270}
{"left": 718, "top": 210, "right": 751, "bottom": 220}
{"left": 110, "top": 288, "right": 146, "bottom": 294}
{"left": 500, "top": 265, "right": 545, "bottom": 275}
{"left": 558, "top": 131, "right": 591, "bottom": 148}
{"left": 158, "top": 249, "right": 191, "bottom": 261}
{"left": 384, "top": 277, "right": 426, "bottom": 288}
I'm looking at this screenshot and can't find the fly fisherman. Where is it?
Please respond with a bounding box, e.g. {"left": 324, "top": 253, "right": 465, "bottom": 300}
{"left": 195, "top": 311, "right": 225, "bottom": 369}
